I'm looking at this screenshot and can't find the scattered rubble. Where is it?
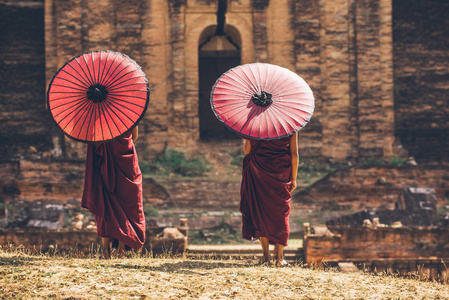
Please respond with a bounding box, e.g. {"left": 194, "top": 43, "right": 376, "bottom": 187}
{"left": 326, "top": 187, "right": 439, "bottom": 227}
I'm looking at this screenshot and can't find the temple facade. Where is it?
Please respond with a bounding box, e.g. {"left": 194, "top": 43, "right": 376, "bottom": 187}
{"left": 1, "top": 0, "right": 448, "bottom": 163}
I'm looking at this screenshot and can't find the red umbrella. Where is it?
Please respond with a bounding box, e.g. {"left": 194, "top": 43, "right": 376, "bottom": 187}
{"left": 211, "top": 63, "right": 314, "bottom": 140}
{"left": 47, "top": 50, "right": 150, "bottom": 143}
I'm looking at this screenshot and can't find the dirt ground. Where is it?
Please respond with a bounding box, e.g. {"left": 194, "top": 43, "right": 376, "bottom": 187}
{"left": 1, "top": 248, "right": 448, "bottom": 299}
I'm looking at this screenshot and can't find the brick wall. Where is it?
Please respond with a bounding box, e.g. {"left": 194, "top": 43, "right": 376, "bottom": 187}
{"left": 39, "top": 0, "right": 397, "bottom": 163}
{"left": 305, "top": 226, "right": 449, "bottom": 264}
{"left": 295, "top": 165, "right": 449, "bottom": 211}
{"left": 1, "top": 0, "right": 447, "bottom": 163}
{"left": 304, "top": 226, "right": 449, "bottom": 281}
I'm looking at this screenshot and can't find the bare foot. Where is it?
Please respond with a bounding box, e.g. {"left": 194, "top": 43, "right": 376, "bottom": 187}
{"left": 101, "top": 251, "right": 110, "bottom": 259}
{"left": 117, "top": 250, "right": 127, "bottom": 258}
{"left": 102, "top": 247, "right": 111, "bottom": 259}
{"left": 259, "top": 237, "right": 271, "bottom": 266}
{"left": 259, "top": 259, "right": 272, "bottom": 266}
{"left": 275, "top": 259, "right": 291, "bottom": 267}
{"left": 117, "top": 241, "right": 126, "bottom": 258}
{"left": 101, "top": 237, "right": 111, "bottom": 259}
{"left": 259, "top": 254, "right": 272, "bottom": 266}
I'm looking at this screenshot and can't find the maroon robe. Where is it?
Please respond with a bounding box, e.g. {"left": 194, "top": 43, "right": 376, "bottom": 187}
{"left": 81, "top": 133, "right": 145, "bottom": 251}
{"left": 240, "top": 136, "right": 292, "bottom": 246}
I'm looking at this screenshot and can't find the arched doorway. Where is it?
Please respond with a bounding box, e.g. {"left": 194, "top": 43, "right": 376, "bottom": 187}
{"left": 198, "top": 25, "right": 241, "bottom": 140}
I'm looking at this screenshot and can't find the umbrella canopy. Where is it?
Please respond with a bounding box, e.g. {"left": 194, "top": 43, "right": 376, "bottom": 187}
{"left": 211, "top": 63, "right": 314, "bottom": 140}
{"left": 47, "top": 50, "right": 150, "bottom": 143}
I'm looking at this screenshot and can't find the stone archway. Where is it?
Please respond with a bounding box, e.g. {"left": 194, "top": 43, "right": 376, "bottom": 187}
{"left": 198, "top": 25, "right": 241, "bottom": 140}
{"left": 184, "top": 12, "right": 254, "bottom": 147}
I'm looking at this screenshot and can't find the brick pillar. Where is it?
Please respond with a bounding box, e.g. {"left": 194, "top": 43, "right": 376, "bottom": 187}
{"left": 252, "top": 1, "right": 269, "bottom": 62}
{"left": 293, "top": 0, "right": 323, "bottom": 157}
{"left": 45, "top": 0, "right": 62, "bottom": 158}
{"left": 45, "top": 0, "right": 58, "bottom": 87}
{"left": 113, "top": 0, "right": 146, "bottom": 156}
{"left": 355, "top": 0, "right": 394, "bottom": 159}
{"left": 113, "top": 0, "right": 142, "bottom": 57}
{"left": 86, "top": 0, "right": 112, "bottom": 51}
{"left": 53, "top": 0, "right": 86, "bottom": 159}
{"left": 140, "top": 0, "right": 171, "bottom": 159}
{"left": 167, "top": 0, "right": 190, "bottom": 151}
{"left": 320, "top": 0, "right": 355, "bottom": 161}
{"left": 379, "top": 0, "right": 394, "bottom": 159}
{"left": 266, "top": 0, "right": 294, "bottom": 69}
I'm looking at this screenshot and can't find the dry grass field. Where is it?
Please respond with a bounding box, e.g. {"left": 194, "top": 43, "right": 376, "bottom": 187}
{"left": 0, "top": 246, "right": 448, "bottom": 299}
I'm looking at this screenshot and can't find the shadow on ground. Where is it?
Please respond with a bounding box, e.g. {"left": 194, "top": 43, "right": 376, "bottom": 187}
{"left": 111, "top": 259, "right": 259, "bottom": 275}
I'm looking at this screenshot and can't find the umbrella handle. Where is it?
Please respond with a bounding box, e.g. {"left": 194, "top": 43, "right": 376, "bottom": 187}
{"left": 87, "top": 84, "right": 108, "bottom": 103}
{"left": 251, "top": 91, "right": 273, "bottom": 107}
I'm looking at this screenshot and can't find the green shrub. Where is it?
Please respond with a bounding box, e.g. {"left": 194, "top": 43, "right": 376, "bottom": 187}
{"left": 140, "top": 148, "right": 210, "bottom": 177}
{"left": 297, "top": 156, "right": 337, "bottom": 183}
{"left": 144, "top": 205, "right": 159, "bottom": 218}
{"left": 390, "top": 155, "right": 408, "bottom": 166}
{"left": 229, "top": 150, "right": 245, "bottom": 167}
{"left": 360, "top": 155, "right": 383, "bottom": 165}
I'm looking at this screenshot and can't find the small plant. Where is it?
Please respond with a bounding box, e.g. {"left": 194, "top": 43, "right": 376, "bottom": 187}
{"left": 390, "top": 155, "right": 408, "bottom": 166}
{"left": 140, "top": 148, "right": 211, "bottom": 177}
{"left": 327, "top": 200, "right": 340, "bottom": 211}
{"left": 360, "top": 155, "right": 383, "bottom": 166}
{"left": 229, "top": 150, "right": 245, "bottom": 166}
{"left": 297, "top": 156, "right": 338, "bottom": 185}
{"left": 144, "top": 204, "right": 159, "bottom": 218}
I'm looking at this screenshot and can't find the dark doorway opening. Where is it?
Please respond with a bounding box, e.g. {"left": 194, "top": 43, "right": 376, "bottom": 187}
{"left": 393, "top": 0, "right": 449, "bottom": 162}
{"left": 0, "top": 2, "right": 53, "bottom": 157}
{"left": 198, "top": 27, "right": 241, "bottom": 140}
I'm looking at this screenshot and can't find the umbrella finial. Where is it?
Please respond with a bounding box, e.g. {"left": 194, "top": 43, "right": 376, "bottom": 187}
{"left": 87, "top": 84, "right": 108, "bottom": 103}
{"left": 251, "top": 91, "right": 273, "bottom": 107}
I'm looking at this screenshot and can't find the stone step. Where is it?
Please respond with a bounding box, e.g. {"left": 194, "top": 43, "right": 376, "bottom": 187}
{"left": 185, "top": 253, "right": 303, "bottom": 264}
{"left": 186, "top": 251, "right": 302, "bottom": 259}
{"left": 186, "top": 244, "right": 304, "bottom": 263}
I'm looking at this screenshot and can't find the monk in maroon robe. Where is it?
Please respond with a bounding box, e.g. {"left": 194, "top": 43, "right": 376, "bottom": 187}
{"left": 82, "top": 126, "right": 145, "bottom": 258}
{"left": 240, "top": 132, "right": 298, "bottom": 266}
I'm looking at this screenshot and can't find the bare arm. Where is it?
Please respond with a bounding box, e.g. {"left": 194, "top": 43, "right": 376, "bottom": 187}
{"left": 131, "top": 126, "right": 138, "bottom": 142}
{"left": 289, "top": 132, "right": 299, "bottom": 192}
{"left": 243, "top": 139, "right": 251, "bottom": 154}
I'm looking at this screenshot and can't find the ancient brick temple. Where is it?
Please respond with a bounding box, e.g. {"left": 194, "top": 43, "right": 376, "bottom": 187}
{"left": 0, "top": 0, "right": 448, "bottom": 163}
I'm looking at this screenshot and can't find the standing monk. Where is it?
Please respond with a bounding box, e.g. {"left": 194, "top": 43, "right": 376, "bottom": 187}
{"left": 82, "top": 126, "right": 145, "bottom": 258}
{"left": 240, "top": 132, "right": 298, "bottom": 266}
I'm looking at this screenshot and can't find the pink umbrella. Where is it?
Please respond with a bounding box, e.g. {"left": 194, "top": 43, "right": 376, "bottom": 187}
{"left": 211, "top": 63, "right": 314, "bottom": 140}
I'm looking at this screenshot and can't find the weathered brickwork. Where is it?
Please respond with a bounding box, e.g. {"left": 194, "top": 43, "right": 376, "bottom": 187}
{"left": 1, "top": 0, "right": 447, "bottom": 163}
{"left": 0, "top": 0, "right": 398, "bottom": 162}
{"left": 252, "top": 7, "right": 268, "bottom": 62}
{"left": 306, "top": 226, "right": 449, "bottom": 263}
{"left": 0, "top": 160, "right": 171, "bottom": 209}
{"left": 305, "top": 226, "right": 449, "bottom": 282}
{"left": 295, "top": 165, "right": 449, "bottom": 211}
{"left": 292, "top": 0, "right": 322, "bottom": 157}
{"left": 355, "top": 0, "right": 394, "bottom": 159}
{"left": 140, "top": 1, "right": 171, "bottom": 158}
{"left": 0, "top": 158, "right": 238, "bottom": 208}
{"left": 3, "top": 2, "right": 448, "bottom": 272}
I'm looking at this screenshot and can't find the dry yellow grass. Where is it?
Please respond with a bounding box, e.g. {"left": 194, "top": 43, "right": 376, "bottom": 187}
{"left": 0, "top": 247, "right": 448, "bottom": 299}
